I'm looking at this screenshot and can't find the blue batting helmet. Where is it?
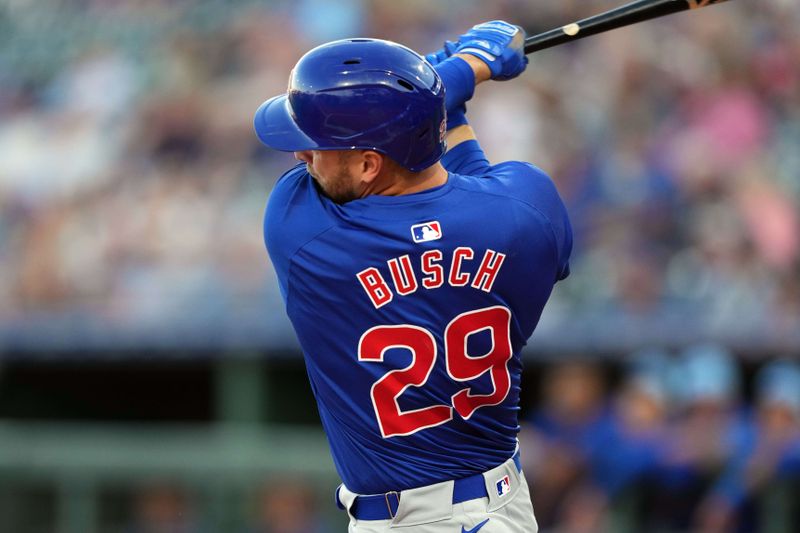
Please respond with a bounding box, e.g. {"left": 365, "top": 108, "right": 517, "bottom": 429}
{"left": 254, "top": 38, "right": 446, "bottom": 172}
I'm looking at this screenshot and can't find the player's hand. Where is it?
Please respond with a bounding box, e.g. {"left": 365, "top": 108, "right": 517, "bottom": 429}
{"left": 424, "top": 40, "right": 458, "bottom": 66}
{"left": 454, "top": 20, "right": 528, "bottom": 81}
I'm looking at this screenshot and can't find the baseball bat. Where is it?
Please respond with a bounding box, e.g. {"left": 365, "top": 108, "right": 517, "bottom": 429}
{"left": 523, "top": 0, "right": 732, "bottom": 54}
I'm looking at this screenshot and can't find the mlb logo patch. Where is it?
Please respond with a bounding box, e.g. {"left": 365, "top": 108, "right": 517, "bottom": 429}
{"left": 496, "top": 475, "right": 511, "bottom": 497}
{"left": 410, "top": 221, "right": 442, "bottom": 243}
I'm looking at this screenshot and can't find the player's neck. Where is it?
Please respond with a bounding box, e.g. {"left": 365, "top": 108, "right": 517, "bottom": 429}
{"left": 364, "top": 162, "right": 448, "bottom": 197}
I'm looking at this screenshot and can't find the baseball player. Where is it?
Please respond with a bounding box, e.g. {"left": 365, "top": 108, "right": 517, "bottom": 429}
{"left": 254, "top": 20, "right": 572, "bottom": 532}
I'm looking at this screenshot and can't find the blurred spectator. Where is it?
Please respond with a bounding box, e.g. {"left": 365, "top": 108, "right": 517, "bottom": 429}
{"left": 248, "top": 478, "right": 328, "bottom": 533}
{"left": 522, "top": 361, "right": 609, "bottom": 529}
{"left": 586, "top": 349, "right": 671, "bottom": 499}
{"left": 126, "top": 484, "right": 201, "bottom": 533}
{"left": 537, "top": 349, "right": 672, "bottom": 532}
{"left": 643, "top": 344, "right": 745, "bottom": 531}
{"left": 695, "top": 359, "right": 800, "bottom": 533}
{"left": 520, "top": 350, "right": 800, "bottom": 533}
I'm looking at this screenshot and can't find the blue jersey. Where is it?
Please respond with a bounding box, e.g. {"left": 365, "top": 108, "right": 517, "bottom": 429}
{"left": 264, "top": 140, "right": 572, "bottom": 494}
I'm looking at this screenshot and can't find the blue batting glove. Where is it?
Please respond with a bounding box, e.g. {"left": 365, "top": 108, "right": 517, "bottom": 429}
{"left": 454, "top": 20, "right": 528, "bottom": 81}
{"left": 424, "top": 40, "right": 458, "bottom": 66}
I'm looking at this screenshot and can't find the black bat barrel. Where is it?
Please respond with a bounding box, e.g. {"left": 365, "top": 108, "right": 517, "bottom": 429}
{"left": 524, "top": 0, "right": 730, "bottom": 54}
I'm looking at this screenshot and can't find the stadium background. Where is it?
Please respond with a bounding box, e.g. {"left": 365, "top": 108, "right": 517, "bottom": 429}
{"left": 1, "top": 0, "right": 798, "bottom": 531}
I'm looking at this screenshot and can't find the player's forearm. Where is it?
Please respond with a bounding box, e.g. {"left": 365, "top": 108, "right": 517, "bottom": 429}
{"left": 432, "top": 55, "right": 489, "bottom": 125}
{"left": 446, "top": 124, "right": 477, "bottom": 148}
{"left": 453, "top": 53, "right": 491, "bottom": 84}
{"left": 433, "top": 24, "right": 521, "bottom": 152}
{"left": 432, "top": 56, "right": 481, "bottom": 151}
{"left": 432, "top": 57, "right": 475, "bottom": 124}
{"left": 441, "top": 55, "right": 490, "bottom": 150}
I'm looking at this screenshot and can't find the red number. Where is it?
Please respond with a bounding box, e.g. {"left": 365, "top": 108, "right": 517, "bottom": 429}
{"left": 446, "top": 306, "right": 513, "bottom": 419}
{"left": 359, "top": 325, "right": 452, "bottom": 438}
{"left": 358, "top": 307, "right": 512, "bottom": 438}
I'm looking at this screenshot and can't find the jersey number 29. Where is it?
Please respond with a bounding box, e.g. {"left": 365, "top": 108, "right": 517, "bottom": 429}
{"left": 358, "top": 306, "right": 512, "bottom": 438}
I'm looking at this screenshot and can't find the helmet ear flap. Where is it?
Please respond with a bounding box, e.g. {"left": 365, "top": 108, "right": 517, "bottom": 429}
{"left": 254, "top": 38, "right": 447, "bottom": 172}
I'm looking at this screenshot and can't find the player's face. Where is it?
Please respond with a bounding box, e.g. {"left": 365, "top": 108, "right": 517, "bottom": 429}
{"left": 294, "top": 149, "right": 361, "bottom": 203}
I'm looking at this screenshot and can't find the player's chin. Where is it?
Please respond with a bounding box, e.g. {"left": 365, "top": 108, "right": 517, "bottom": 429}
{"left": 307, "top": 169, "right": 357, "bottom": 204}
{"left": 325, "top": 189, "right": 358, "bottom": 204}
{"left": 319, "top": 183, "right": 358, "bottom": 204}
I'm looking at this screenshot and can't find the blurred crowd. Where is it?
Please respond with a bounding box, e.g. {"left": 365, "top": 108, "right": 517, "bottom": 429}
{"left": 521, "top": 345, "right": 800, "bottom": 533}
{"left": 112, "top": 478, "right": 330, "bottom": 533}
{"left": 1, "top": 0, "right": 798, "bottom": 348}
{"left": 80, "top": 345, "right": 799, "bottom": 533}
{"left": 2, "top": 3, "right": 799, "bottom": 531}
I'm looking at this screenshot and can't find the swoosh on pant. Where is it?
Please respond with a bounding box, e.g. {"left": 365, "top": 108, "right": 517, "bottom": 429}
{"left": 461, "top": 518, "right": 490, "bottom": 533}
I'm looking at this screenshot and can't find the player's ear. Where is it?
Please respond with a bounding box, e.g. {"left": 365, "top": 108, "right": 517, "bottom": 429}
{"left": 359, "top": 150, "right": 383, "bottom": 184}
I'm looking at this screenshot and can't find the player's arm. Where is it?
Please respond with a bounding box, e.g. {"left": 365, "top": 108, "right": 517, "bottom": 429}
{"left": 425, "top": 21, "right": 528, "bottom": 174}
{"left": 443, "top": 54, "right": 489, "bottom": 149}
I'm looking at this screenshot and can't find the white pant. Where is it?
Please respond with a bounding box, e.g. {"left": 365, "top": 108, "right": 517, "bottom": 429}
{"left": 338, "top": 456, "right": 539, "bottom": 532}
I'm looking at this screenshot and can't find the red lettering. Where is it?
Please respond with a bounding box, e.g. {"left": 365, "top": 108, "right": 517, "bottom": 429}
{"left": 471, "top": 249, "right": 506, "bottom": 292}
{"left": 357, "top": 267, "right": 393, "bottom": 308}
{"left": 358, "top": 247, "right": 505, "bottom": 309}
{"left": 449, "top": 247, "right": 474, "bottom": 287}
{"left": 388, "top": 255, "right": 418, "bottom": 296}
{"left": 420, "top": 250, "right": 444, "bottom": 289}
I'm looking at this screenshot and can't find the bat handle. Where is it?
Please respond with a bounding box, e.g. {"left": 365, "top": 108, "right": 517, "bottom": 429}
{"left": 512, "top": 26, "right": 526, "bottom": 50}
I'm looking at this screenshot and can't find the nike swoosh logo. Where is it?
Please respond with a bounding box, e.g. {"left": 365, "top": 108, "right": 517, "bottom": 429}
{"left": 462, "top": 518, "right": 490, "bottom": 533}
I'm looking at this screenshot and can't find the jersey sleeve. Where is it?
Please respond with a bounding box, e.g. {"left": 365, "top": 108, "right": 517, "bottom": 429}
{"left": 441, "top": 139, "right": 490, "bottom": 176}
{"left": 263, "top": 164, "right": 336, "bottom": 300}
{"left": 487, "top": 161, "right": 573, "bottom": 281}
{"left": 531, "top": 164, "right": 572, "bottom": 281}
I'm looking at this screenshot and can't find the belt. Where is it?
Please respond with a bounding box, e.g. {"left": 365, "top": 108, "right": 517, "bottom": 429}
{"left": 339, "top": 451, "right": 522, "bottom": 521}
